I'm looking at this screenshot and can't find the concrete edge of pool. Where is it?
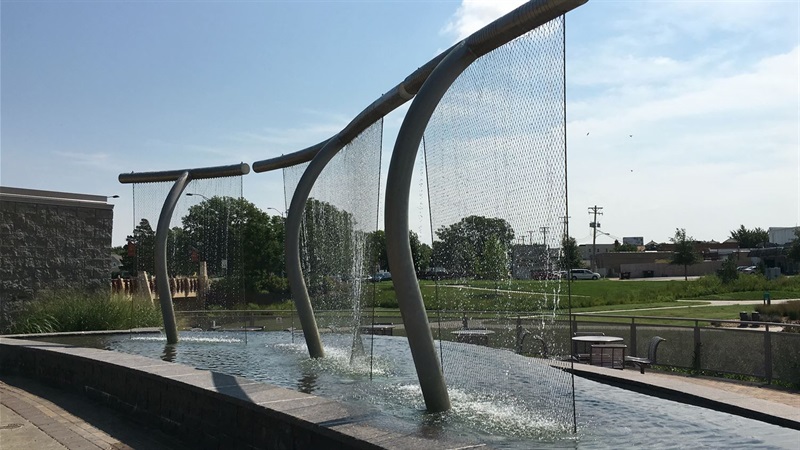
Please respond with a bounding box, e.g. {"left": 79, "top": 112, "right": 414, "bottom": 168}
{"left": 560, "top": 363, "right": 800, "bottom": 431}
{"left": 0, "top": 335, "right": 490, "bottom": 450}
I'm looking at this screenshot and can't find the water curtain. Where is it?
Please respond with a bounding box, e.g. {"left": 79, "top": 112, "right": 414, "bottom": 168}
{"left": 255, "top": 0, "right": 587, "bottom": 413}
{"left": 119, "top": 164, "right": 250, "bottom": 343}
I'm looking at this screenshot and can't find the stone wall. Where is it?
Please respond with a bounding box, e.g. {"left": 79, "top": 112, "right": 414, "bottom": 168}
{"left": 0, "top": 187, "right": 114, "bottom": 301}
{"left": 0, "top": 336, "right": 468, "bottom": 449}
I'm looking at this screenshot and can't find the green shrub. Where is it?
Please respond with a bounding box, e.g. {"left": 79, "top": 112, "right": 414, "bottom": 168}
{"left": 756, "top": 300, "right": 800, "bottom": 321}
{"left": 5, "top": 290, "right": 162, "bottom": 334}
{"left": 259, "top": 274, "right": 289, "bottom": 294}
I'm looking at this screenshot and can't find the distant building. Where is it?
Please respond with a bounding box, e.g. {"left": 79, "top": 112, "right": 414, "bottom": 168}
{"left": 511, "top": 244, "right": 549, "bottom": 279}
{"left": 0, "top": 186, "right": 114, "bottom": 301}
{"left": 578, "top": 243, "right": 615, "bottom": 261}
{"left": 768, "top": 227, "right": 799, "bottom": 245}
{"left": 622, "top": 236, "right": 644, "bottom": 246}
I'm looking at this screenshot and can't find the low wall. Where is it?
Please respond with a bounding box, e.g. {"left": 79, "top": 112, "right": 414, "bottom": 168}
{"left": 618, "top": 261, "right": 724, "bottom": 278}
{"left": 0, "top": 336, "right": 469, "bottom": 450}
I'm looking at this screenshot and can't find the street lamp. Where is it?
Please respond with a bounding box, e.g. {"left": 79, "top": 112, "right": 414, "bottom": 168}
{"left": 107, "top": 195, "right": 119, "bottom": 199}
{"left": 186, "top": 192, "right": 209, "bottom": 200}
{"left": 266, "top": 207, "right": 285, "bottom": 217}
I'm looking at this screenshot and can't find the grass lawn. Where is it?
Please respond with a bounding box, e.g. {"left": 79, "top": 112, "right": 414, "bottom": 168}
{"left": 359, "top": 275, "right": 800, "bottom": 324}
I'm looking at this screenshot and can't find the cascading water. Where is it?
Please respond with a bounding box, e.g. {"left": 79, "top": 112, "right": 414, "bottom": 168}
{"left": 421, "top": 16, "right": 574, "bottom": 427}
{"left": 282, "top": 120, "right": 383, "bottom": 364}
{"left": 130, "top": 177, "right": 244, "bottom": 314}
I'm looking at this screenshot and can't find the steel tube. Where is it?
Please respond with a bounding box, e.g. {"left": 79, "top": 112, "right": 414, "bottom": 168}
{"left": 154, "top": 171, "right": 190, "bottom": 344}
{"left": 384, "top": 0, "right": 586, "bottom": 413}
{"left": 385, "top": 43, "right": 476, "bottom": 413}
{"left": 277, "top": 47, "right": 457, "bottom": 358}
{"left": 119, "top": 163, "right": 250, "bottom": 184}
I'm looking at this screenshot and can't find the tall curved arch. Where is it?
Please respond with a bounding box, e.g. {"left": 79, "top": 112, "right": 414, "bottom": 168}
{"left": 385, "top": 0, "right": 584, "bottom": 412}
{"left": 253, "top": 0, "right": 587, "bottom": 412}
{"left": 119, "top": 163, "right": 250, "bottom": 344}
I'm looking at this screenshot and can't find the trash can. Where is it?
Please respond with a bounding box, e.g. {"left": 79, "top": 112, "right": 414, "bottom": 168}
{"left": 643, "top": 270, "right": 654, "bottom": 278}
{"left": 763, "top": 291, "right": 771, "bottom": 305}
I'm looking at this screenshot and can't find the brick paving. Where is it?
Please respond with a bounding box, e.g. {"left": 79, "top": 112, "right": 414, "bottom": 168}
{"left": 645, "top": 371, "right": 800, "bottom": 409}
{"left": 0, "top": 376, "right": 189, "bottom": 450}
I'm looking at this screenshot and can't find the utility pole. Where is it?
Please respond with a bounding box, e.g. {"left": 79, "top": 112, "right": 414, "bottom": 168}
{"left": 588, "top": 206, "right": 603, "bottom": 272}
{"left": 540, "top": 226, "right": 550, "bottom": 272}
{"left": 528, "top": 230, "right": 534, "bottom": 246}
{"left": 559, "top": 216, "right": 571, "bottom": 268}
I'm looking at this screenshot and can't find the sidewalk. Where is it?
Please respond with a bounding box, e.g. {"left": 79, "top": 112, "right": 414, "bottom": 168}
{"left": 0, "top": 375, "right": 189, "bottom": 450}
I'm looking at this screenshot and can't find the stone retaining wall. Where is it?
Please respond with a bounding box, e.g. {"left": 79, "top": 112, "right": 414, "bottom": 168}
{"left": 0, "top": 187, "right": 114, "bottom": 301}
{"left": 0, "top": 337, "right": 467, "bottom": 450}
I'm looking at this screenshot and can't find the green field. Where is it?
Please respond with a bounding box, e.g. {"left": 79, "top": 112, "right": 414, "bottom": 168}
{"left": 360, "top": 274, "right": 800, "bottom": 322}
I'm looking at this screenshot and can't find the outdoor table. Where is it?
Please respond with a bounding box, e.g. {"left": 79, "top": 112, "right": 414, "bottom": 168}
{"left": 571, "top": 335, "right": 624, "bottom": 362}
{"left": 452, "top": 329, "right": 495, "bottom": 346}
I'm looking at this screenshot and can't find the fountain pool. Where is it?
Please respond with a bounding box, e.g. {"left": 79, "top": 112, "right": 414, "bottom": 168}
{"left": 40, "top": 331, "right": 799, "bottom": 449}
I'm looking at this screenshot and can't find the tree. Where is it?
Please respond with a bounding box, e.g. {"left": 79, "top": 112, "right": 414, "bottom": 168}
{"left": 788, "top": 229, "right": 800, "bottom": 263}
{"left": 181, "top": 196, "right": 284, "bottom": 294}
{"left": 613, "top": 239, "right": 638, "bottom": 252}
{"left": 560, "top": 236, "right": 583, "bottom": 270}
{"left": 476, "top": 235, "right": 509, "bottom": 289}
{"left": 729, "top": 225, "right": 769, "bottom": 248}
{"left": 121, "top": 219, "right": 156, "bottom": 276}
{"left": 718, "top": 254, "right": 739, "bottom": 284}
{"left": 409, "top": 231, "right": 432, "bottom": 273}
{"left": 299, "top": 198, "right": 356, "bottom": 278}
{"left": 670, "top": 228, "right": 700, "bottom": 281}
{"left": 433, "top": 215, "right": 514, "bottom": 278}
{"left": 366, "top": 230, "right": 388, "bottom": 272}
{"left": 367, "top": 229, "right": 433, "bottom": 274}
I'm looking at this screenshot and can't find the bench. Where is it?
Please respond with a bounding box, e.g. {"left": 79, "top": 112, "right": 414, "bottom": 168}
{"left": 590, "top": 344, "right": 626, "bottom": 369}
{"left": 625, "top": 336, "right": 665, "bottom": 374}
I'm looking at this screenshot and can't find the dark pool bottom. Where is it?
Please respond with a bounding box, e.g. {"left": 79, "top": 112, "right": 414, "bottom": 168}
{"left": 40, "top": 331, "right": 799, "bottom": 449}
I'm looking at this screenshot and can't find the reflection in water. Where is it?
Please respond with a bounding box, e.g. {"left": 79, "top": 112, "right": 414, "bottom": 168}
{"left": 297, "top": 371, "right": 318, "bottom": 394}
{"left": 162, "top": 343, "right": 177, "bottom": 362}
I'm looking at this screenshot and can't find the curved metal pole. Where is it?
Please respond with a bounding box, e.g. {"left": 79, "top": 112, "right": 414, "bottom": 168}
{"left": 155, "top": 171, "right": 190, "bottom": 344}
{"left": 385, "top": 0, "right": 583, "bottom": 415}
{"left": 385, "top": 43, "right": 477, "bottom": 413}
{"left": 285, "top": 137, "right": 352, "bottom": 358}
{"left": 282, "top": 60, "right": 443, "bottom": 359}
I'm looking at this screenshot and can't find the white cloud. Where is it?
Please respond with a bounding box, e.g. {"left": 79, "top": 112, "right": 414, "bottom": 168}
{"left": 52, "top": 151, "right": 117, "bottom": 170}
{"left": 432, "top": 0, "right": 799, "bottom": 242}
{"left": 441, "top": 0, "right": 526, "bottom": 41}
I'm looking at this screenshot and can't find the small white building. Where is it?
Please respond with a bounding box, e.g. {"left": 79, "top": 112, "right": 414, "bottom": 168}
{"left": 578, "top": 243, "right": 615, "bottom": 261}
{"left": 768, "top": 227, "right": 799, "bottom": 245}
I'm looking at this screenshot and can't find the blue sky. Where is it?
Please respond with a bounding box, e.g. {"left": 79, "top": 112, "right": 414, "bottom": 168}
{"left": 2, "top": 0, "right": 798, "bottom": 247}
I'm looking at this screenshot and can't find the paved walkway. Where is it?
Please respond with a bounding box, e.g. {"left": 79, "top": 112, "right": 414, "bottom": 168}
{"left": 566, "top": 364, "right": 800, "bottom": 430}
{"left": 0, "top": 375, "right": 189, "bottom": 450}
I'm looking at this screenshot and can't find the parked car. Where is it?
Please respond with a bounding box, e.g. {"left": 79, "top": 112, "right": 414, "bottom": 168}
{"left": 741, "top": 266, "right": 758, "bottom": 274}
{"left": 371, "top": 271, "right": 392, "bottom": 282}
{"left": 419, "top": 267, "right": 448, "bottom": 280}
{"left": 531, "top": 271, "right": 560, "bottom": 280}
{"left": 569, "top": 269, "right": 601, "bottom": 280}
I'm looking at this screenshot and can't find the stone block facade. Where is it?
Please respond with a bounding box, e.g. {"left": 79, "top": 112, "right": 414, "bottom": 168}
{"left": 0, "top": 187, "right": 114, "bottom": 301}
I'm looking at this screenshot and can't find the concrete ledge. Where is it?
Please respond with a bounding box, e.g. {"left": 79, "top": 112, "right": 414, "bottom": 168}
{"left": 563, "top": 363, "right": 800, "bottom": 431}
{"left": 0, "top": 336, "right": 484, "bottom": 449}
